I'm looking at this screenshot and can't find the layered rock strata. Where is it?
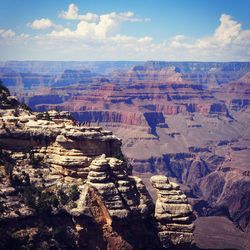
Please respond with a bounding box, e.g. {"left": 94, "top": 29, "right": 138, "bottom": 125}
{"left": 0, "top": 84, "right": 195, "bottom": 249}
{"left": 151, "top": 175, "right": 195, "bottom": 249}
{"left": 85, "top": 156, "right": 153, "bottom": 219}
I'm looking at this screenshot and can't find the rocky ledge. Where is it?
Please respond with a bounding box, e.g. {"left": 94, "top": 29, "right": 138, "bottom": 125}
{"left": 0, "top": 83, "right": 195, "bottom": 249}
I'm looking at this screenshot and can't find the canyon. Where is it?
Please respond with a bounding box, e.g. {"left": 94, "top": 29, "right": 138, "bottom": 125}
{"left": 0, "top": 83, "right": 196, "bottom": 249}
{"left": 1, "top": 61, "right": 250, "bottom": 249}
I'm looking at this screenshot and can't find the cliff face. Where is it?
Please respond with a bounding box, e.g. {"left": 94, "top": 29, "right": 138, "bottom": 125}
{"left": 0, "top": 84, "right": 195, "bottom": 249}
{"left": 53, "top": 70, "right": 100, "bottom": 88}
{"left": 2, "top": 61, "right": 250, "bottom": 247}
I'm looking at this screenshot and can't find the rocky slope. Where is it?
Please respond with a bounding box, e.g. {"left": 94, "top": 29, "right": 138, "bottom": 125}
{"left": 0, "top": 83, "right": 195, "bottom": 249}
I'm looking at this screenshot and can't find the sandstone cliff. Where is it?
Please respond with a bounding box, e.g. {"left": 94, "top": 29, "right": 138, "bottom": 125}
{"left": 0, "top": 83, "right": 195, "bottom": 249}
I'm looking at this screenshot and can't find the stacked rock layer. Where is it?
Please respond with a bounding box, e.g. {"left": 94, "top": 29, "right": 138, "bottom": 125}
{"left": 0, "top": 85, "right": 195, "bottom": 249}
{"left": 150, "top": 175, "right": 195, "bottom": 249}
{"left": 86, "top": 155, "right": 153, "bottom": 219}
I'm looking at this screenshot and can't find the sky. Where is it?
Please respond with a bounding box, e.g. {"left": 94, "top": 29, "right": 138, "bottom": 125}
{"left": 0, "top": 0, "right": 250, "bottom": 61}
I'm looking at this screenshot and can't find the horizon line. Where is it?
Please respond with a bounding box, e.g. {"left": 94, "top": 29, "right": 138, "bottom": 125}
{"left": 1, "top": 60, "right": 250, "bottom": 63}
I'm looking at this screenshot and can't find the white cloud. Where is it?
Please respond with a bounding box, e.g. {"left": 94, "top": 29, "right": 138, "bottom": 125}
{"left": 49, "top": 11, "right": 149, "bottom": 40}
{"left": 197, "top": 14, "right": 245, "bottom": 49}
{"left": 59, "top": 3, "right": 99, "bottom": 22}
{"left": 1, "top": 12, "right": 250, "bottom": 61}
{"left": 163, "top": 14, "right": 250, "bottom": 61}
{"left": 169, "top": 35, "right": 188, "bottom": 48}
{"left": 214, "top": 14, "right": 241, "bottom": 44}
{"left": 104, "top": 11, "right": 150, "bottom": 23}
{"left": 0, "top": 29, "right": 30, "bottom": 41}
{"left": 0, "top": 29, "right": 29, "bottom": 49}
{"left": 59, "top": 3, "right": 149, "bottom": 23}
{"left": 20, "top": 13, "right": 250, "bottom": 61}
{"left": 29, "top": 18, "right": 62, "bottom": 30}
{"left": 0, "top": 29, "right": 15, "bottom": 38}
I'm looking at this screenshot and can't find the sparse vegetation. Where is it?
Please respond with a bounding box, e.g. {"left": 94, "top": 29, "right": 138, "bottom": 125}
{"left": 4, "top": 162, "right": 13, "bottom": 176}
{"left": 12, "top": 171, "right": 30, "bottom": 187}
{"left": 29, "top": 148, "right": 43, "bottom": 168}
{"left": 56, "top": 185, "right": 80, "bottom": 206}
{"left": 22, "top": 184, "right": 59, "bottom": 215}
{"left": 68, "top": 184, "right": 80, "bottom": 201}
{"left": 4, "top": 162, "right": 14, "bottom": 182}
{"left": 36, "top": 191, "right": 59, "bottom": 215}
{"left": 57, "top": 187, "right": 69, "bottom": 205}
{"left": 22, "top": 185, "right": 37, "bottom": 208}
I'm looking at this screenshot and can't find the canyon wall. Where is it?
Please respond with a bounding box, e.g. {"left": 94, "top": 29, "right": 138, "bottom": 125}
{"left": 1, "top": 61, "right": 250, "bottom": 248}
{"left": 0, "top": 83, "right": 195, "bottom": 249}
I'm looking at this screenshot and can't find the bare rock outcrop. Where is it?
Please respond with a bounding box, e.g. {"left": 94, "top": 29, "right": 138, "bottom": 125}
{"left": 86, "top": 155, "right": 153, "bottom": 219}
{"left": 0, "top": 84, "right": 196, "bottom": 249}
{"left": 150, "top": 175, "right": 195, "bottom": 249}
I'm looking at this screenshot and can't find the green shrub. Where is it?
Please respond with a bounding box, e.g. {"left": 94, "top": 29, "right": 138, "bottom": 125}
{"left": 12, "top": 171, "right": 30, "bottom": 187}
{"left": 36, "top": 192, "right": 52, "bottom": 215}
{"left": 68, "top": 185, "right": 80, "bottom": 201}
{"left": 22, "top": 185, "right": 59, "bottom": 215}
{"left": 57, "top": 188, "right": 69, "bottom": 205}
{"left": 22, "top": 185, "right": 38, "bottom": 208}
{"left": 29, "top": 150, "right": 42, "bottom": 168}
{"left": 39, "top": 192, "right": 59, "bottom": 209}
{"left": 4, "top": 162, "right": 14, "bottom": 182}
{"left": 4, "top": 162, "right": 13, "bottom": 176}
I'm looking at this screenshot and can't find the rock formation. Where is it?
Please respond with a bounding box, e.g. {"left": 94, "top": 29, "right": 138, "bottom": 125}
{"left": 0, "top": 83, "right": 195, "bottom": 249}
{"left": 2, "top": 61, "right": 250, "bottom": 247}
{"left": 151, "top": 175, "right": 195, "bottom": 249}
{"left": 86, "top": 156, "right": 152, "bottom": 219}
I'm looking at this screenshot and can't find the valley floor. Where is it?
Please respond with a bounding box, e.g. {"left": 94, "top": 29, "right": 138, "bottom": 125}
{"left": 194, "top": 216, "right": 250, "bottom": 250}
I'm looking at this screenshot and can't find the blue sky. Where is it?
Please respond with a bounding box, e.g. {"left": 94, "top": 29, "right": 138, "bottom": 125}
{"left": 0, "top": 0, "right": 250, "bottom": 61}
